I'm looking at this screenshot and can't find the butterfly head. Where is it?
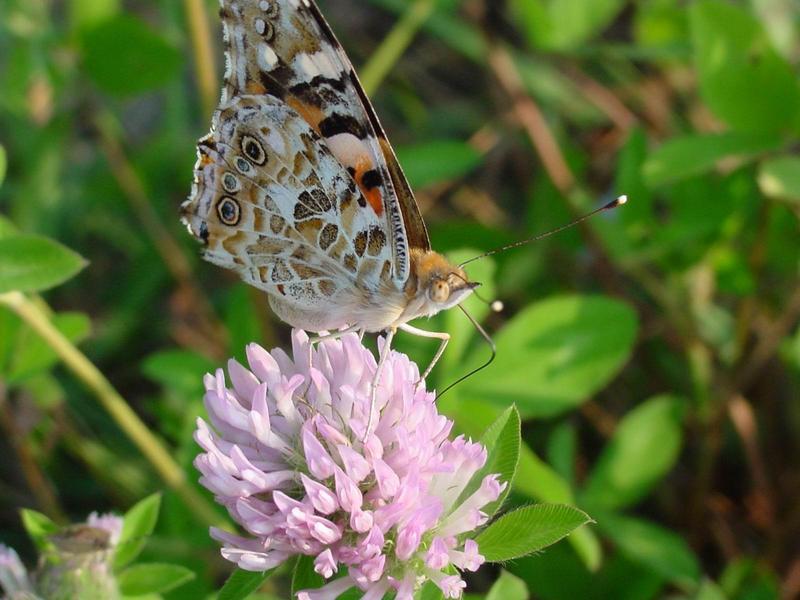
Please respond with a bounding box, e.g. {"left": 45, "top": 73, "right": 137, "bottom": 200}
{"left": 410, "top": 250, "right": 479, "bottom": 315}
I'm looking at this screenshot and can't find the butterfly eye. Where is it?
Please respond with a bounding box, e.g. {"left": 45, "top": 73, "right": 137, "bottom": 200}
{"left": 241, "top": 135, "right": 267, "bottom": 165}
{"left": 217, "top": 197, "right": 241, "bottom": 225}
{"left": 429, "top": 279, "right": 451, "bottom": 303}
{"left": 222, "top": 173, "right": 240, "bottom": 193}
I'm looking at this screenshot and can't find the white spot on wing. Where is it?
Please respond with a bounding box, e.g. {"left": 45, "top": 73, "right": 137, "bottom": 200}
{"left": 326, "top": 133, "right": 372, "bottom": 169}
{"left": 293, "top": 50, "right": 343, "bottom": 81}
{"left": 295, "top": 53, "right": 318, "bottom": 78}
{"left": 265, "top": 129, "right": 286, "bottom": 157}
{"left": 255, "top": 18, "right": 266, "bottom": 35}
{"left": 259, "top": 43, "right": 279, "bottom": 70}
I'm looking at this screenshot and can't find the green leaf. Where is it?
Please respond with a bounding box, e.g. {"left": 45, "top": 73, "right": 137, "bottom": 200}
{"left": 598, "top": 512, "right": 700, "bottom": 590}
{"left": 758, "top": 155, "right": 800, "bottom": 203}
{"left": 218, "top": 568, "right": 274, "bottom": 600}
{"left": 118, "top": 563, "right": 195, "bottom": 596}
{"left": 487, "top": 570, "right": 529, "bottom": 600}
{"left": 547, "top": 421, "right": 577, "bottom": 486}
{"left": 141, "top": 349, "right": 215, "bottom": 396}
{"left": 416, "top": 580, "right": 445, "bottom": 600}
{"left": 719, "top": 557, "right": 781, "bottom": 599}
{"left": 291, "top": 555, "right": 324, "bottom": 597}
{"left": 475, "top": 504, "right": 593, "bottom": 562}
{"left": 458, "top": 295, "right": 638, "bottom": 417}
{"left": 0, "top": 216, "right": 17, "bottom": 240}
{"left": 514, "top": 444, "right": 604, "bottom": 569}
{"left": 81, "top": 15, "right": 182, "bottom": 96}
{"left": 580, "top": 395, "right": 685, "bottom": 511}
{"left": 447, "top": 406, "right": 603, "bottom": 571}
{"left": 0, "top": 235, "right": 88, "bottom": 293}
{"left": 456, "top": 405, "right": 520, "bottom": 517}
{"left": 69, "top": 0, "right": 120, "bottom": 31}
{"left": 690, "top": 0, "right": 800, "bottom": 132}
{"left": 20, "top": 508, "right": 59, "bottom": 551}
{"left": 693, "top": 579, "right": 727, "bottom": 600}
{"left": 510, "top": 0, "right": 626, "bottom": 51}
{"left": 114, "top": 493, "right": 161, "bottom": 570}
{"left": 395, "top": 140, "right": 481, "bottom": 189}
{"left": 6, "top": 312, "right": 90, "bottom": 383}
{"left": 515, "top": 444, "right": 575, "bottom": 505}
{"left": 643, "top": 132, "right": 782, "bottom": 187}
{"left": 224, "top": 285, "right": 265, "bottom": 364}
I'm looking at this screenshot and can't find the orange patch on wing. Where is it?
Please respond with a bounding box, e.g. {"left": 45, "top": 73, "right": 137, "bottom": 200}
{"left": 286, "top": 97, "right": 325, "bottom": 134}
{"left": 354, "top": 156, "right": 383, "bottom": 216}
{"left": 246, "top": 81, "right": 268, "bottom": 94}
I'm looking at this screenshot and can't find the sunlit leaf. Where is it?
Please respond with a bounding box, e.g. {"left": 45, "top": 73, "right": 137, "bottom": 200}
{"left": 690, "top": 0, "right": 800, "bottom": 132}
{"left": 643, "top": 132, "right": 781, "bottom": 187}
{"left": 20, "top": 509, "right": 59, "bottom": 551}
{"left": 456, "top": 405, "right": 520, "bottom": 517}
{"left": 476, "top": 504, "right": 592, "bottom": 562}
{"left": 758, "top": 155, "right": 800, "bottom": 203}
{"left": 0, "top": 235, "right": 87, "bottom": 293}
{"left": 81, "top": 15, "right": 181, "bottom": 96}
{"left": 510, "top": 0, "right": 627, "bottom": 51}
{"left": 580, "top": 395, "right": 685, "bottom": 511}
{"left": 457, "top": 295, "right": 638, "bottom": 417}
{"left": 292, "top": 555, "right": 324, "bottom": 597}
{"left": 6, "top": 312, "right": 91, "bottom": 383}
{"left": 396, "top": 140, "right": 481, "bottom": 189}
{"left": 114, "top": 493, "right": 161, "bottom": 569}
{"left": 118, "top": 563, "right": 195, "bottom": 595}
{"left": 487, "top": 570, "right": 529, "bottom": 600}
{"left": 69, "top": 0, "right": 120, "bottom": 31}
{"left": 598, "top": 512, "right": 701, "bottom": 590}
{"left": 141, "top": 349, "right": 215, "bottom": 396}
{"left": 218, "top": 568, "right": 275, "bottom": 600}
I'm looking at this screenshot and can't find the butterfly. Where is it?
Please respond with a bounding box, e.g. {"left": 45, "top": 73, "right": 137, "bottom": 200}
{"left": 182, "top": 0, "right": 479, "bottom": 398}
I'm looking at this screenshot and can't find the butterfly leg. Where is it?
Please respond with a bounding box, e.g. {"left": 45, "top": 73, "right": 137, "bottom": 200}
{"left": 365, "top": 327, "right": 396, "bottom": 438}
{"left": 308, "top": 325, "right": 362, "bottom": 346}
{"left": 398, "top": 323, "right": 450, "bottom": 386}
{"left": 304, "top": 325, "right": 363, "bottom": 382}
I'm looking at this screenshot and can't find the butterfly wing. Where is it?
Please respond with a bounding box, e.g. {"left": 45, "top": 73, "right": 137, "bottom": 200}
{"left": 183, "top": 94, "right": 396, "bottom": 329}
{"left": 218, "top": 0, "right": 430, "bottom": 282}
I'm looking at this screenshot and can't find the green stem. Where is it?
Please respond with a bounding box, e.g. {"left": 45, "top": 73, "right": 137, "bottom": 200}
{"left": 183, "top": 0, "right": 218, "bottom": 119}
{"left": 359, "top": 0, "right": 437, "bottom": 95}
{"left": 0, "top": 291, "right": 223, "bottom": 527}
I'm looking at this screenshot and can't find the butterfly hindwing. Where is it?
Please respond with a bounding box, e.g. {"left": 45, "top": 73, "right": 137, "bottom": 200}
{"left": 184, "top": 95, "right": 395, "bottom": 325}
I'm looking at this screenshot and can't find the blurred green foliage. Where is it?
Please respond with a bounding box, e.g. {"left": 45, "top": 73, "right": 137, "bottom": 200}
{"left": 1, "top": 0, "right": 799, "bottom": 598}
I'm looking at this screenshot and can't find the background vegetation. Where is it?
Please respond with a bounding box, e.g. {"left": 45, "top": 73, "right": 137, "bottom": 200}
{"left": 1, "top": 0, "right": 799, "bottom": 598}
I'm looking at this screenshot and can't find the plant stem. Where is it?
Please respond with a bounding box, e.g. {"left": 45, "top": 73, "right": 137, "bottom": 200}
{"left": 0, "top": 291, "right": 223, "bottom": 527}
{"left": 359, "top": 0, "right": 437, "bottom": 95}
{"left": 183, "top": 0, "right": 218, "bottom": 119}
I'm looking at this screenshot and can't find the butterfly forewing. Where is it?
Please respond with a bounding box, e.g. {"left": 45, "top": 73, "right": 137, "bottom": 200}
{"left": 216, "top": 0, "right": 428, "bottom": 282}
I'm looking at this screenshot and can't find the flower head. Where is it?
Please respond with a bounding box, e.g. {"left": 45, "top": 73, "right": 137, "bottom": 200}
{"left": 195, "top": 331, "right": 505, "bottom": 599}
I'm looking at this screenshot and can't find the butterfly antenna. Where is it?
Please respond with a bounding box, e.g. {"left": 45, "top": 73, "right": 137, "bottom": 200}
{"left": 437, "top": 305, "right": 497, "bottom": 399}
{"left": 459, "top": 195, "right": 628, "bottom": 268}
{"left": 471, "top": 287, "right": 505, "bottom": 314}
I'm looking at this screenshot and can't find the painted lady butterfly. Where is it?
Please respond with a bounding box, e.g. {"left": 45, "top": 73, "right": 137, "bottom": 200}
{"left": 182, "top": 0, "right": 478, "bottom": 388}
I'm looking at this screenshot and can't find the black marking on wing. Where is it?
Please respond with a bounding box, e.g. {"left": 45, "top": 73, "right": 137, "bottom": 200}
{"left": 319, "top": 113, "right": 367, "bottom": 139}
